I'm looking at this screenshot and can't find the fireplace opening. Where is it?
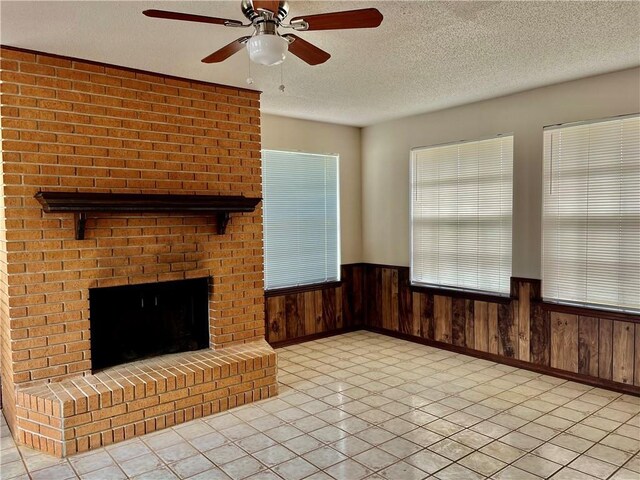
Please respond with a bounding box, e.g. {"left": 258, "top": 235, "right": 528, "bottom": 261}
{"left": 89, "top": 277, "right": 210, "bottom": 371}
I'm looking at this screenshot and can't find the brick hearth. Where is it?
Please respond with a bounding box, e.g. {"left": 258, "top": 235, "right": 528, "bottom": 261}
{"left": 0, "top": 46, "right": 278, "bottom": 456}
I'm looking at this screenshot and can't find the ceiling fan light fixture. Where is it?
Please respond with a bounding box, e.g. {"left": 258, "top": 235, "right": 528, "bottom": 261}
{"left": 246, "top": 34, "right": 288, "bottom": 66}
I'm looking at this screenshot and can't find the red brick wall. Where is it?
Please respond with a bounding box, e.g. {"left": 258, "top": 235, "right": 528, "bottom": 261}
{"left": 0, "top": 47, "right": 266, "bottom": 432}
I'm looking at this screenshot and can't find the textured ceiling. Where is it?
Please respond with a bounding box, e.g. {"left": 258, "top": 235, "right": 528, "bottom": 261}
{"left": 1, "top": 1, "right": 639, "bottom": 126}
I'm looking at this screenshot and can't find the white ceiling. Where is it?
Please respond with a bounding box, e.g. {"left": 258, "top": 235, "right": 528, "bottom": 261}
{"left": 1, "top": 1, "right": 639, "bottom": 127}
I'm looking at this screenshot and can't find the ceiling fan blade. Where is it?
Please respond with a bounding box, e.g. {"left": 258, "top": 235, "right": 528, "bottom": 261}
{"left": 143, "top": 9, "right": 239, "bottom": 26}
{"left": 201, "top": 37, "right": 250, "bottom": 63}
{"left": 291, "top": 8, "right": 383, "bottom": 30}
{"left": 252, "top": 1, "right": 282, "bottom": 13}
{"left": 283, "top": 34, "right": 330, "bottom": 66}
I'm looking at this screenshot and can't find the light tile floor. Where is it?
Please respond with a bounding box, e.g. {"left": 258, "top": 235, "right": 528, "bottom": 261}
{"left": 1, "top": 331, "right": 639, "bottom": 480}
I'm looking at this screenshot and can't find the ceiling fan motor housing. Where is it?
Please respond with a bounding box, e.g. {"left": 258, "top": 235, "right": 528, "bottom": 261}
{"left": 242, "top": 0, "right": 289, "bottom": 24}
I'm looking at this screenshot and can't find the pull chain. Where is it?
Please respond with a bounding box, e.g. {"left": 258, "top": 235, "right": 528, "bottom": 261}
{"left": 279, "top": 62, "right": 285, "bottom": 93}
{"left": 246, "top": 53, "right": 254, "bottom": 85}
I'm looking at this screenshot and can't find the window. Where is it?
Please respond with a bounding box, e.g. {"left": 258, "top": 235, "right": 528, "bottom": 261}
{"left": 411, "top": 135, "right": 513, "bottom": 295}
{"left": 262, "top": 150, "right": 340, "bottom": 290}
{"left": 542, "top": 114, "right": 639, "bottom": 313}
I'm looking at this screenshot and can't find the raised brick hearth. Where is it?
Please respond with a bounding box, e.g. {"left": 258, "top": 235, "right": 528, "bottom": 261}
{"left": 16, "top": 340, "right": 276, "bottom": 456}
{"left": 0, "top": 46, "right": 278, "bottom": 456}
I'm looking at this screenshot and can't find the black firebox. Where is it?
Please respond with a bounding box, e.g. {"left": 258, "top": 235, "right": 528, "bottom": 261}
{"left": 89, "top": 277, "right": 210, "bottom": 371}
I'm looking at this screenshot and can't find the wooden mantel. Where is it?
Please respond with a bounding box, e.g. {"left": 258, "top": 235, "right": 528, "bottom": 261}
{"left": 34, "top": 191, "right": 262, "bottom": 239}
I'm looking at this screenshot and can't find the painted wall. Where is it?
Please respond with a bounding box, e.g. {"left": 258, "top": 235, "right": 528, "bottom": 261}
{"left": 261, "top": 113, "right": 362, "bottom": 264}
{"left": 361, "top": 67, "right": 640, "bottom": 278}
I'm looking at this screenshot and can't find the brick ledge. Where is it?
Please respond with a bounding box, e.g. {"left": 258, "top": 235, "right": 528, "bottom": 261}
{"left": 15, "top": 340, "right": 278, "bottom": 456}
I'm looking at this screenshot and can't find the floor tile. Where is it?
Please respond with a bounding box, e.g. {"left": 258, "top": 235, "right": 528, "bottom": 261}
{"left": 624, "top": 455, "right": 640, "bottom": 473}
{"left": 424, "top": 419, "right": 464, "bottom": 437}
{"left": 333, "top": 417, "right": 370, "bottom": 435}
{"left": 204, "top": 444, "right": 247, "bottom": 465}
{"left": 586, "top": 442, "right": 632, "bottom": 466}
{"left": 304, "top": 472, "right": 333, "bottom": 480}
{"left": 512, "top": 453, "right": 562, "bottom": 478}
{"left": 601, "top": 433, "right": 640, "bottom": 453}
{"left": 549, "top": 433, "right": 594, "bottom": 453}
{"left": 30, "top": 463, "right": 77, "bottom": 480}
{"left": 549, "top": 466, "right": 599, "bottom": 480}
{"left": 132, "top": 466, "right": 180, "bottom": 480}
{"left": 144, "top": 431, "right": 183, "bottom": 451}
{"left": 156, "top": 442, "right": 198, "bottom": 463}
{"left": 378, "top": 460, "right": 429, "bottom": 480}
{"left": 264, "top": 425, "right": 304, "bottom": 443}
{"left": 378, "top": 417, "right": 416, "bottom": 436}
{"left": 220, "top": 456, "right": 266, "bottom": 480}
{"left": 480, "top": 441, "right": 525, "bottom": 463}
{"left": 236, "top": 433, "right": 278, "bottom": 454}
{"left": 108, "top": 441, "right": 152, "bottom": 463}
{"left": 609, "top": 468, "right": 640, "bottom": 480}
{"left": 470, "top": 420, "right": 511, "bottom": 439}
{"left": 251, "top": 445, "right": 296, "bottom": 468}
{"left": 356, "top": 427, "right": 396, "bottom": 446}
{"left": 428, "top": 438, "right": 473, "bottom": 461}
{"left": 569, "top": 454, "right": 618, "bottom": 479}
{"left": 567, "top": 424, "right": 608, "bottom": 442}
{"left": 170, "top": 454, "right": 214, "bottom": 478}
{"left": 325, "top": 458, "right": 373, "bottom": 480}
{"left": 450, "top": 429, "right": 492, "bottom": 449}
{"left": 517, "top": 422, "right": 557, "bottom": 441}
{"left": 242, "top": 471, "right": 281, "bottom": 480}
{"left": 353, "top": 447, "right": 398, "bottom": 471}
{"left": 221, "top": 424, "right": 260, "bottom": 442}
{"left": 120, "top": 453, "right": 163, "bottom": 477}
{"left": 458, "top": 451, "right": 506, "bottom": 476}
{"left": 0, "top": 459, "right": 28, "bottom": 479}
{"left": 174, "top": 421, "right": 213, "bottom": 441}
{"left": 378, "top": 437, "right": 422, "bottom": 458}
{"left": 401, "top": 426, "right": 444, "bottom": 447}
{"left": 80, "top": 465, "right": 127, "bottom": 480}
{"left": 302, "top": 446, "right": 346, "bottom": 469}
{"left": 532, "top": 442, "right": 579, "bottom": 465}
{"left": 405, "top": 450, "right": 452, "bottom": 474}
{"left": 331, "top": 436, "right": 374, "bottom": 457}
{"left": 493, "top": 465, "right": 542, "bottom": 479}
{"left": 433, "top": 463, "right": 484, "bottom": 480}
{"left": 309, "top": 425, "right": 349, "bottom": 444}
{"left": 500, "top": 431, "right": 544, "bottom": 451}
{"left": 70, "top": 451, "right": 114, "bottom": 475}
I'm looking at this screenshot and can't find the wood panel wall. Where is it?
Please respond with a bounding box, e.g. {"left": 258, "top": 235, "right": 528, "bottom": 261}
{"left": 265, "top": 264, "right": 363, "bottom": 344}
{"left": 363, "top": 265, "right": 640, "bottom": 392}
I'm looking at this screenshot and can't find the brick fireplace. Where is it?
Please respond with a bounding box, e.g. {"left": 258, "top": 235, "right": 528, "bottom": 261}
{"left": 0, "top": 47, "right": 278, "bottom": 456}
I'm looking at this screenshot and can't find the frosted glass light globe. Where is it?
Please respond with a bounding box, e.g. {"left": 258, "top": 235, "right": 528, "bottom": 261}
{"left": 247, "top": 35, "right": 288, "bottom": 66}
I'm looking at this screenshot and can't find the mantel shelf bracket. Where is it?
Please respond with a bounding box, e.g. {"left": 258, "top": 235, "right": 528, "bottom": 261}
{"left": 75, "top": 213, "right": 88, "bottom": 241}
{"left": 34, "top": 191, "right": 262, "bottom": 240}
{"left": 217, "top": 212, "right": 231, "bottom": 235}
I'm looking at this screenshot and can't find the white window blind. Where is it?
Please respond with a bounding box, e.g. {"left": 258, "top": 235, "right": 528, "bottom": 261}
{"left": 542, "top": 114, "right": 640, "bottom": 313}
{"left": 411, "top": 135, "right": 513, "bottom": 295}
{"left": 262, "top": 150, "right": 340, "bottom": 290}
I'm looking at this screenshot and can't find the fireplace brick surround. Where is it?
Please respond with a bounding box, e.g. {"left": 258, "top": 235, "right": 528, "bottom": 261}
{"left": 0, "top": 46, "right": 278, "bottom": 456}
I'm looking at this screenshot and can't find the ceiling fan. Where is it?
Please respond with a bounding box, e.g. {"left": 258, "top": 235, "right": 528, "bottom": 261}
{"left": 143, "top": 0, "right": 383, "bottom": 67}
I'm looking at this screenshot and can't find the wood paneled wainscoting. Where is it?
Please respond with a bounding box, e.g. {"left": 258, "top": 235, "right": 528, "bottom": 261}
{"left": 264, "top": 263, "right": 639, "bottom": 394}
{"left": 265, "top": 264, "right": 364, "bottom": 346}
